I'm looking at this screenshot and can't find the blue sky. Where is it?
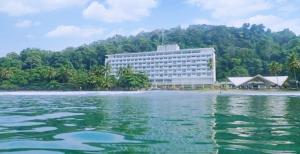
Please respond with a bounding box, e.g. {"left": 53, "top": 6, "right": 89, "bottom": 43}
{"left": 0, "top": 0, "right": 300, "bottom": 56}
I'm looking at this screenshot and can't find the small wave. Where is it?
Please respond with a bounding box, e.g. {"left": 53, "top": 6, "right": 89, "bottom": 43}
{"left": 0, "top": 91, "right": 145, "bottom": 96}
{"left": 219, "top": 91, "right": 300, "bottom": 96}
{"left": 0, "top": 150, "right": 64, "bottom": 154}
{"left": 0, "top": 112, "right": 84, "bottom": 127}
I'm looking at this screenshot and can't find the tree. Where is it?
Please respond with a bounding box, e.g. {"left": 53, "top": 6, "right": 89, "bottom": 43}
{"left": 24, "top": 55, "right": 42, "bottom": 69}
{"left": 91, "top": 65, "right": 111, "bottom": 77}
{"left": 269, "top": 61, "right": 282, "bottom": 86}
{"left": 288, "top": 53, "right": 300, "bottom": 79}
{"left": 229, "top": 66, "right": 249, "bottom": 77}
{"left": 0, "top": 68, "right": 12, "bottom": 83}
{"left": 288, "top": 52, "right": 300, "bottom": 88}
{"left": 9, "top": 69, "right": 28, "bottom": 87}
{"left": 70, "top": 70, "right": 89, "bottom": 90}
{"left": 88, "top": 65, "right": 116, "bottom": 90}
{"left": 269, "top": 61, "right": 282, "bottom": 76}
{"left": 0, "top": 53, "right": 22, "bottom": 69}
{"left": 100, "top": 75, "right": 116, "bottom": 89}
{"left": 57, "top": 67, "right": 73, "bottom": 83}
{"left": 118, "top": 67, "right": 150, "bottom": 90}
{"left": 44, "top": 67, "right": 57, "bottom": 81}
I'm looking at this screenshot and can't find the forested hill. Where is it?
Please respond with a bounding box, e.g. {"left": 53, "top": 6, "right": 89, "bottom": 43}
{"left": 89, "top": 23, "right": 300, "bottom": 80}
{"left": 1, "top": 23, "right": 300, "bottom": 84}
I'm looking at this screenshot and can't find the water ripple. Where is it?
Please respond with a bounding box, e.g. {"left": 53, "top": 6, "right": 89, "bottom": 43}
{"left": 0, "top": 131, "right": 139, "bottom": 152}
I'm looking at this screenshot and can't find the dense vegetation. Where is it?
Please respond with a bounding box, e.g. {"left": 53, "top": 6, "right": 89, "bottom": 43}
{"left": 0, "top": 62, "right": 150, "bottom": 90}
{"left": 0, "top": 23, "right": 300, "bottom": 90}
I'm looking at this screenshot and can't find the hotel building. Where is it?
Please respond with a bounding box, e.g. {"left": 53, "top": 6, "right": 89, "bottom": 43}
{"left": 105, "top": 44, "right": 216, "bottom": 86}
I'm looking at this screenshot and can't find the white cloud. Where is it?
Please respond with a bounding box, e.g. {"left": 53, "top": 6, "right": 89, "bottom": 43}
{"left": 0, "top": 0, "right": 88, "bottom": 16}
{"left": 83, "top": 0, "right": 157, "bottom": 23}
{"left": 46, "top": 25, "right": 103, "bottom": 38}
{"left": 231, "top": 15, "right": 300, "bottom": 34}
{"left": 15, "top": 20, "right": 40, "bottom": 28}
{"left": 188, "top": 0, "right": 300, "bottom": 34}
{"left": 187, "top": 0, "right": 271, "bottom": 20}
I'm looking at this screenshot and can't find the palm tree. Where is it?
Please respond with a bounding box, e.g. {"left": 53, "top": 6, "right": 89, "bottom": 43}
{"left": 100, "top": 76, "right": 115, "bottom": 90}
{"left": 288, "top": 52, "right": 300, "bottom": 88}
{"left": 117, "top": 66, "right": 134, "bottom": 77}
{"left": 0, "top": 68, "right": 12, "bottom": 82}
{"left": 46, "top": 67, "right": 57, "bottom": 81}
{"left": 269, "top": 61, "right": 282, "bottom": 86}
{"left": 89, "top": 65, "right": 114, "bottom": 90}
{"left": 92, "top": 65, "right": 111, "bottom": 77}
{"left": 57, "top": 67, "right": 72, "bottom": 83}
{"left": 24, "top": 55, "right": 42, "bottom": 69}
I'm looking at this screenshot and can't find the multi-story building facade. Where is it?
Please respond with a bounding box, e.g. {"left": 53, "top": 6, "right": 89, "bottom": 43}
{"left": 105, "top": 44, "right": 216, "bottom": 86}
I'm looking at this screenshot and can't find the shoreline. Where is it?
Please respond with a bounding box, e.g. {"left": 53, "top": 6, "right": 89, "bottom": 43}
{"left": 0, "top": 89, "right": 299, "bottom": 96}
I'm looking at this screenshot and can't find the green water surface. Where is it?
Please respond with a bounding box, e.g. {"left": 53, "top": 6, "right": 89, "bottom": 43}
{"left": 0, "top": 91, "right": 299, "bottom": 153}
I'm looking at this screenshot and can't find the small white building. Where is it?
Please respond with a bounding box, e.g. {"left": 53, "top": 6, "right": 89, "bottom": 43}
{"left": 105, "top": 44, "right": 216, "bottom": 87}
{"left": 228, "top": 74, "right": 288, "bottom": 89}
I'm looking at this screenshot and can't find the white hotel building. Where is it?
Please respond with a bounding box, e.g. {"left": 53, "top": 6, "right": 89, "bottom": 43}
{"left": 105, "top": 44, "right": 216, "bottom": 86}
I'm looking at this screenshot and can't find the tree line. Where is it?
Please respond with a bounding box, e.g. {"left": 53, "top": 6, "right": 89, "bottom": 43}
{"left": 0, "top": 23, "right": 300, "bottom": 90}
{"left": 0, "top": 61, "right": 150, "bottom": 90}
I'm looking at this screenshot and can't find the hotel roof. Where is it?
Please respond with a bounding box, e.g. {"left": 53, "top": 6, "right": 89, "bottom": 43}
{"left": 228, "top": 75, "right": 288, "bottom": 86}
{"left": 106, "top": 47, "right": 215, "bottom": 57}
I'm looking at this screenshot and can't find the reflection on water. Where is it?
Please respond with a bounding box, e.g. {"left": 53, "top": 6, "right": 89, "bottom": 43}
{"left": 0, "top": 151, "right": 64, "bottom": 154}
{"left": 213, "top": 95, "right": 300, "bottom": 153}
{"left": 0, "top": 131, "right": 138, "bottom": 152}
{"left": 0, "top": 91, "right": 299, "bottom": 153}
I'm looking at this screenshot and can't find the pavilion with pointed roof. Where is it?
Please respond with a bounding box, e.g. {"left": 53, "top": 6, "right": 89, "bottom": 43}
{"left": 228, "top": 74, "right": 288, "bottom": 89}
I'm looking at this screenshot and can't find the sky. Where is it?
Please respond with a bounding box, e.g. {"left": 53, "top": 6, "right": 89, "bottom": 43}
{"left": 0, "top": 0, "right": 300, "bottom": 56}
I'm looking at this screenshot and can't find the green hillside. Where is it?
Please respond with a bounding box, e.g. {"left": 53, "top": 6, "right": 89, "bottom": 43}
{"left": 1, "top": 23, "right": 300, "bottom": 90}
